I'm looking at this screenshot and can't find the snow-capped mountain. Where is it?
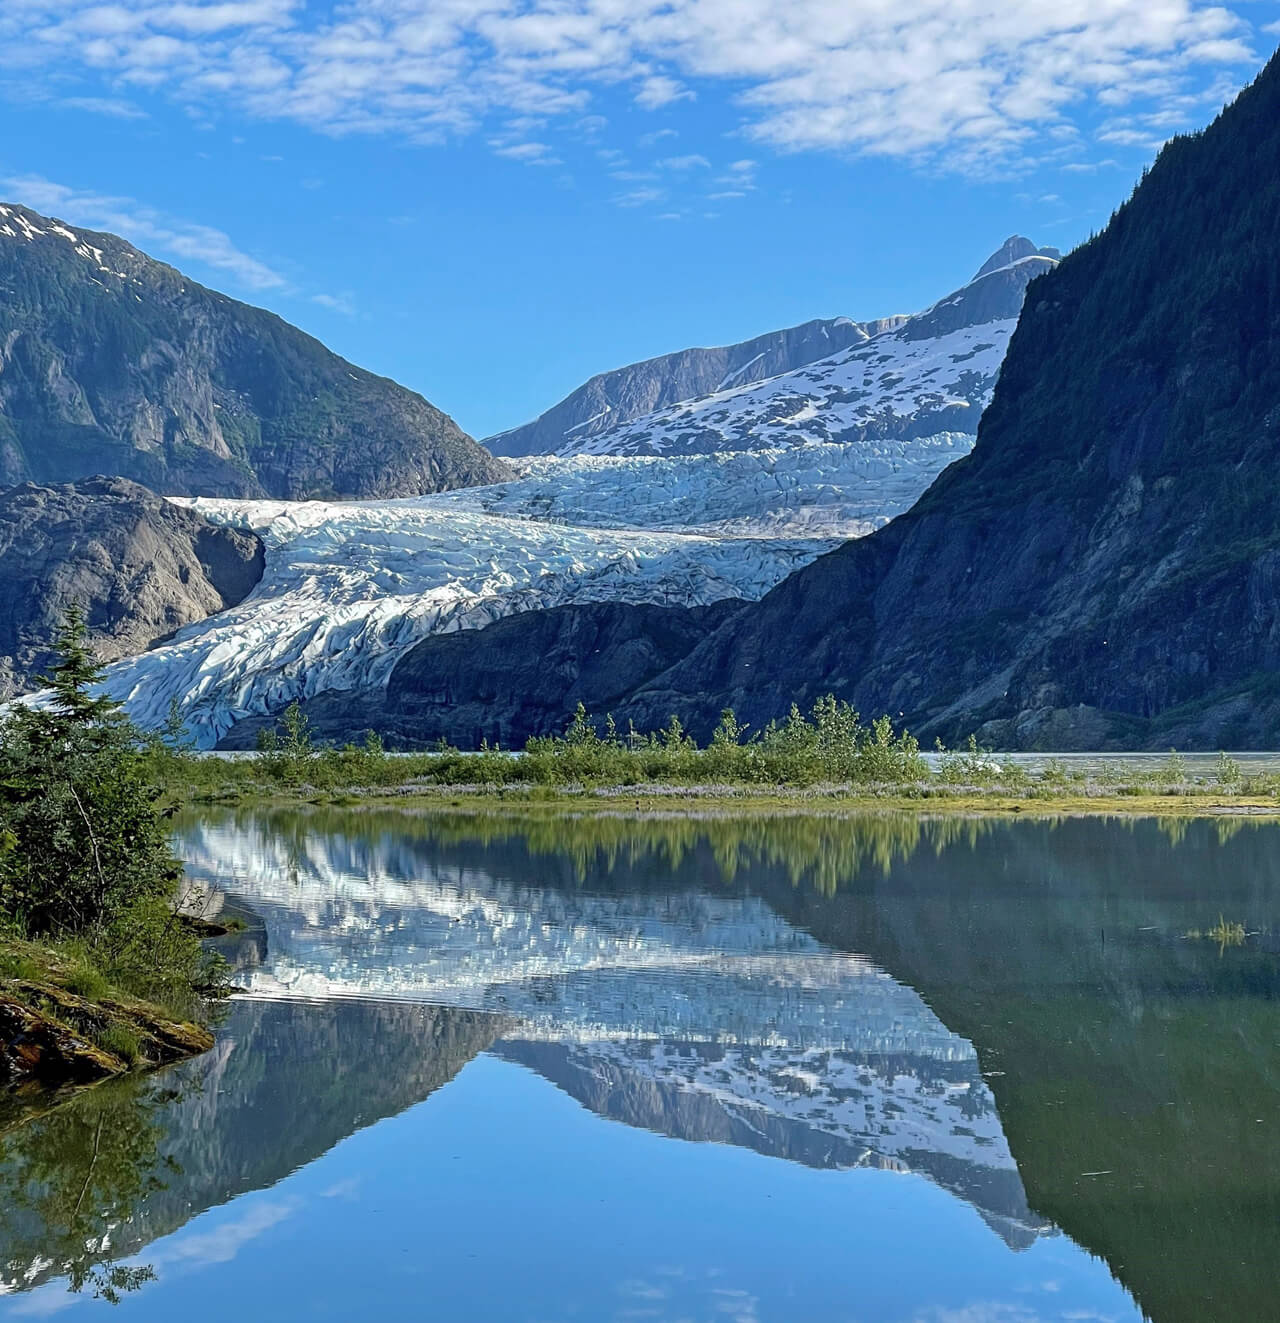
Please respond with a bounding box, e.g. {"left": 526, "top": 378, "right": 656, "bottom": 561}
{"left": 486, "top": 315, "right": 906, "bottom": 458}
{"left": 33, "top": 239, "right": 1053, "bottom": 747}
{"left": 539, "top": 238, "right": 1058, "bottom": 458}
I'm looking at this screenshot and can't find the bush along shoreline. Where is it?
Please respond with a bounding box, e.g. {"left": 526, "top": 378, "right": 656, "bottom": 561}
{"left": 0, "top": 610, "right": 225, "bottom": 1092}
{"left": 147, "top": 698, "right": 1279, "bottom": 810}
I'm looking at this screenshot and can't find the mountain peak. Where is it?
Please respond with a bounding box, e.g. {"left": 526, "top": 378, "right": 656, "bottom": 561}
{"left": 973, "top": 236, "right": 1060, "bottom": 281}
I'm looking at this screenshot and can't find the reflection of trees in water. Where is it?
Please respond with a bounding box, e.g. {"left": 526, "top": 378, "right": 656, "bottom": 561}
{"left": 179, "top": 802, "right": 1008, "bottom": 895}
{"left": 0, "top": 1076, "right": 183, "bottom": 1302}
{"left": 185, "top": 802, "right": 1280, "bottom": 902}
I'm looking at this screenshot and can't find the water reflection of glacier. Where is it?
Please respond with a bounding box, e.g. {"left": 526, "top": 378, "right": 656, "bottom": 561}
{"left": 178, "top": 817, "right": 1050, "bottom": 1246}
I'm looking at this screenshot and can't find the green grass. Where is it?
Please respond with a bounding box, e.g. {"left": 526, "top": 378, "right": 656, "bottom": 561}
{"left": 94, "top": 1022, "right": 141, "bottom": 1065}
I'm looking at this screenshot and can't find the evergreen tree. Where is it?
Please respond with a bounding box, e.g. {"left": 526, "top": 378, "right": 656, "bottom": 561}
{"left": 40, "top": 606, "right": 121, "bottom": 728}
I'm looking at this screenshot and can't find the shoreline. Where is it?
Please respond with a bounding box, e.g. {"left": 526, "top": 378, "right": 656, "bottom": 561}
{"left": 176, "top": 781, "right": 1280, "bottom": 821}
{"left": 0, "top": 938, "right": 215, "bottom": 1100}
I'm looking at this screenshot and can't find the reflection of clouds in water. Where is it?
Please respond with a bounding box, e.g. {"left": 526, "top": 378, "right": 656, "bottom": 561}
{"left": 7, "top": 1198, "right": 304, "bottom": 1317}
{"left": 909, "top": 1301, "right": 1122, "bottom": 1322}
{"left": 616, "top": 1273, "right": 760, "bottom": 1323}
{"left": 149, "top": 1198, "right": 299, "bottom": 1272}
{"left": 5, "top": 1286, "right": 77, "bottom": 1318}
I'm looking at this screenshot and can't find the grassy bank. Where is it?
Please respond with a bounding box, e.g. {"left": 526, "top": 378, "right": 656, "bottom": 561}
{"left": 0, "top": 937, "right": 214, "bottom": 1093}
{"left": 1, "top": 612, "right": 226, "bottom": 1092}
{"left": 152, "top": 700, "right": 1280, "bottom": 818}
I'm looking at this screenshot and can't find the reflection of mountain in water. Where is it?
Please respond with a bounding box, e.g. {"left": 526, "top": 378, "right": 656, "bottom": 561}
{"left": 498, "top": 1039, "right": 1044, "bottom": 1249}
{"left": 0, "top": 998, "right": 502, "bottom": 1297}
{"left": 177, "top": 815, "right": 1048, "bottom": 1247}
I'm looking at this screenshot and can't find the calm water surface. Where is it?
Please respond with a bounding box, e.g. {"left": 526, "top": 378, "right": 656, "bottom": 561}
{"left": 3, "top": 809, "right": 1280, "bottom": 1322}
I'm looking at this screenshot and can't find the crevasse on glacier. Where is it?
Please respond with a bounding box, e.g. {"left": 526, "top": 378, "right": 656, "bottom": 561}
{"left": 94, "top": 437, "right": 977, "bottom": 746}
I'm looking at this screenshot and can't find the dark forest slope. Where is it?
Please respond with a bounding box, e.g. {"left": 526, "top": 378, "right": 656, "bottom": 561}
{"left": 615, "top": 48, "right": 1280, "bottom": 749}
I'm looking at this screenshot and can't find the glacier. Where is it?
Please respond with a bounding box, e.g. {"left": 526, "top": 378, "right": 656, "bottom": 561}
{"left": 54, "top": 241, "right": 1061, "bottom": 746}
{"left": 90, "top": 438, "right": 976, "bottom": 746}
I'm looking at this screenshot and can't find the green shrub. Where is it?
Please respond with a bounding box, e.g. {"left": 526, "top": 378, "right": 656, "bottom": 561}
{"left": 0, "top": 609, "right": 222, "bottom": 1018}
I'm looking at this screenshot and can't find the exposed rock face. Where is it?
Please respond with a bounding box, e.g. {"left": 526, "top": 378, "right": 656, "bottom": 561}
{"left": 211, "top": 600, "right": 738, "bottom": 748}
{"left": 384, "top": 600, "right": 740, "bottom": 747}
{"left": 0, "top": 476, "right": 264, "bottom": 696}
{"left": 0, "top": 975, "right": 213, "bottom": 1089}
{"left": 486, "top": 315, "right": 906, "bottom": 457}
{"left": 0, "top": 203, "right": 511, "bottom": 498}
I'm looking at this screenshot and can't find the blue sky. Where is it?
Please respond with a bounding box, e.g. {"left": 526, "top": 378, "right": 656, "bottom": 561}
{"left": 2, "top": 1, "right": 1279, "bottom": 439}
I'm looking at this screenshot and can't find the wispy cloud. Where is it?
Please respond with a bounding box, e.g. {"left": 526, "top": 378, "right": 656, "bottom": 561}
{"left": 1, "top": 174, "right": 286, "bottom": 289}
{"left": 613, "top": 185, "right": 666, "bottom": 207}
{"left": 311, "top": 291, "right": 355, "bottom": 315}
{"left": 58, "top": 95, "right": 148, "bottom": 118}
{"left": 0, "top": 0, "right": 1266, "bottom": 180}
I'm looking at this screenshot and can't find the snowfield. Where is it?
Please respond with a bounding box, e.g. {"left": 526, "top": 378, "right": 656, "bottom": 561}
{"left": 557, "top": 318, "right": 1016, "bottom": 457}
{"left": 89, "top": 439, "right": 976, "bottom": 746}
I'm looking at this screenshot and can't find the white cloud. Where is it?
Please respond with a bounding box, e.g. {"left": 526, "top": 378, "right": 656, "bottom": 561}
{"left": 635, "top": 73, "right": 695, "bottom": 108}
{"left": 613, "top": 185, "right": 666, "bottom": 206}
{"left": 491, "top": 139, "right": 562, "bottom": 164}
{"left": 0, "top": 0, "right": 1266, "bottom": 176}
{"left": 311, "top": 291, "right": 355, "bottom": 314}
{"left": 659, "top": 153, "right": 710, "bottom": 170}
{"left": 58, "top": 95, "right": 148, "bottom": 118}
{"left": 1, "top": 174, "right": 287, "bottom": 289}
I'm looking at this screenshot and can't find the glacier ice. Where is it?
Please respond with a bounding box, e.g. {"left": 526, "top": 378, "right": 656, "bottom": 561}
{"left": 89, "top": 438, "right": 976, "bottom": 746}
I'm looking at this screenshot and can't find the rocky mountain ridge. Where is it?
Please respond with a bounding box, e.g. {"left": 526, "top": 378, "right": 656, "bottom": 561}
{"left": 0, "top": 203, "right": 510, "bottom": 499}
{"left": 495, "top": 237, "right": 1058, "bottom": 460}
{"left": 486, "top": 314, "right": 907, "bottom": 458}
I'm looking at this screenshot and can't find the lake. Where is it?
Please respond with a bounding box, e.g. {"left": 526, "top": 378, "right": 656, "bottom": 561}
{"left": 2, "top": 807, "right": 1279, "bottom": 1322}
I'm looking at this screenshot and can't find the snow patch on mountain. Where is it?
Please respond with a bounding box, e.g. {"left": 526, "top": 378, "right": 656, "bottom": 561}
{"left": 0, "top": 204, "right": 128, "bottom": 278}
{"left": 512, "top": 241, "right": 1058, "bottom": 460}
{"left": 559, "top": 319, "right": 1014, "bottom": 458}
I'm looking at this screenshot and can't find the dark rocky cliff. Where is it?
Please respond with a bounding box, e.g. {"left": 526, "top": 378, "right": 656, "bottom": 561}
{"left": 392, "top": 52, "right": 1280, "bottom": 749}
{"left": 384, "top": 600, "right": 740, "bottom": 747}
{"left": 0, "top": 204, "right": 511, "bottom": 499}
{"left": 0, "top": 476, "right": 265, "bottom": 696}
